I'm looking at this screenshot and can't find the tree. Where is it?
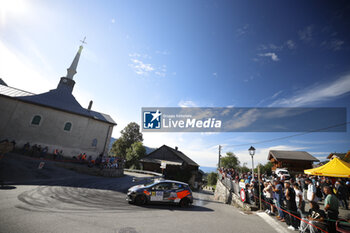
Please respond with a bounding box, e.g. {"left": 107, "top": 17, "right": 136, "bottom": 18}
{"left": 239, "top": 164, "right": 251, "bottom": 173}
{"left": 220, "top": 152, "right": 240, "bottom": 169}
{"left": 110, "top": 122, "right": 143, "bottom": 158}
{"left": 254, "top": 161, "right": 273, "bottom": 175}
{"left": 207, "top": 172, "right": 218, "bottom": 186}
{"left": 126, "top": 141, "right": 146, "bottom": 169}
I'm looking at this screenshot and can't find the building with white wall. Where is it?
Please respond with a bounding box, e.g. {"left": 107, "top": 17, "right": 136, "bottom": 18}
{"left": 0, "top": 44, "right": 116, "bottom": 157}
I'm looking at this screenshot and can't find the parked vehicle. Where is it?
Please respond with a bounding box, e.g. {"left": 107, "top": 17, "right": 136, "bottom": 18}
{"left": 275, "top": 168, "right": 291, "bottom": 180}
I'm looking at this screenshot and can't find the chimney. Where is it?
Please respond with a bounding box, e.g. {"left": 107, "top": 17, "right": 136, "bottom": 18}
{"left": 175, "top": 146, "right": 178, "bottom": 151}
{"left": 88, "top": 100, "right": 93, "bottom": 110}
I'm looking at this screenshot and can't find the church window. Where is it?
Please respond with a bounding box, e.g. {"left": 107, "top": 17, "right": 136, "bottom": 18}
{"left": 92, "top": 138, "right": 97, "bottom": 147}
{"left": 64, "top": 122, "right": 72, "bottom": 131}
{"left": 31, "top": 115, "right": 41, "bottom": 125}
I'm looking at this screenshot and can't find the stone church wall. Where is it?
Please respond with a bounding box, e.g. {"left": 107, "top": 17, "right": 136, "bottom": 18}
{"left": 0, "top": 96, "right": 113, "bottom": 158}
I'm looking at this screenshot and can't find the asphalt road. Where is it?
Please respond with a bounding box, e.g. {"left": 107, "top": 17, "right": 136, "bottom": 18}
{"left": 0, "top": 154, "right": 278, "bottom": 233}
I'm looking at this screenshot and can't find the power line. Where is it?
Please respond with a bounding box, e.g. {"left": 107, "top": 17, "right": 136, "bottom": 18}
{"left": 225, "top": 121, "right": 350, "bottom": 149}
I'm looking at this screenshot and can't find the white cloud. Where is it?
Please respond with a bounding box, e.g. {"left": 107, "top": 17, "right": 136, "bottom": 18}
{"left": 155, "top": 50, "right": 170, "bottom": 55}
{"left": 299, "top": 26, "right": 313, "bottom": 42}
{"left": 236, "top": 24, "right": 249, "bottom": 37}
{"left": 259, "top": 40, "right": 296, "bottom": 51}
{"left": 224, "top": 109, "right": 260, "bottom": 130}
{"left": 286, "top": 40, "right": 296, "bottom": 49}
{"left": 178, "top": 100, "right": 197, "bottom": 107}
{"left": 258, "top": 52, "right": 279, "bottom": 61}
{"left": 271, "top": 90, "right": 283, "bottom": 99}
{"left": 270, "top": 73, "right": 350, "bottom": 106}
{"left": 129, "top": 58, "right": 154, "bottom": 76}
{"left": 322, "top": 39, "right": 345, "bottom": 51}
{"left": 111, "top": 18, "right": 115, "bottom": 24}
{"left": 128, "top": 53, "right": 168, "bottom": 77}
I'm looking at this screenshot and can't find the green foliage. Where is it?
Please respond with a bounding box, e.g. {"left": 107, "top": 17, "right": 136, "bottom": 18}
{"left": 238, "top": 165, "right": 251, "bottom": 173}
{"left": 254, "top": 162, "right": 273, "bottom": 175}
{"left": 207, "top": 172, "right": 218, "bottom": 186}
{"left": 220, "top": 152, "right": 240, "bottom": 169}
{"left": 110, "top": 122, "right": 143, "bottom": 158}
{"left": 126, "top": 141, "right": 146, "bottom": 169}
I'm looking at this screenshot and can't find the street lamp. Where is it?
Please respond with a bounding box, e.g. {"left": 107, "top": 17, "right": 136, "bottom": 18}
{"left": 248, "top": 146, "right": 256, "bottom": 178}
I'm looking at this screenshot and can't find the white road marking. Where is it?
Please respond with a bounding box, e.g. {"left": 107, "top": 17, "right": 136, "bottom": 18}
{"left": 256, "top": 212, "right": 290, "bottom": 233}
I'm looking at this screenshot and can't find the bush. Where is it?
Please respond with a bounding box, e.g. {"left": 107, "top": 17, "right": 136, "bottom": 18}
{"left": 207, "top": 172, "right": 218, "bottom": 186}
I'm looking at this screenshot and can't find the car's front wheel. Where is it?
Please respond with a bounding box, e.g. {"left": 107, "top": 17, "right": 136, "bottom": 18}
{"left": 179, "top": 198, "right": 190, "bottom": 208}
{"left": 134, "top": 195, "right": 146, "bottom": 205}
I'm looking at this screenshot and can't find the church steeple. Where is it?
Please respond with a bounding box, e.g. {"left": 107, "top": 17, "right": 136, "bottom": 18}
{"left": 57, "top": 38, "right": 86, "bottom": 93}
{"left": 66, "top": 45, "right": 83, "bottom": 80}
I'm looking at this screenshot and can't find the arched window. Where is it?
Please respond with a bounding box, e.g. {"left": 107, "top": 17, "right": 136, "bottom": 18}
{"left": 31, "top": 115, "right": 41, "bottom": 125}
{"left": 64, "top": 122, "right": 72, "bottom": 131}
{"left": 92, "top": 138, "right": 97, "bottom": 147}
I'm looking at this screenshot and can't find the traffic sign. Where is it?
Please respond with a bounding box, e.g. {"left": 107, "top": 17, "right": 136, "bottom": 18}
{"left": 38, "top": 162, "right": 45, "bottom": 169}
{"left": 240, "top": 188, "right": 246, "bottom": 202}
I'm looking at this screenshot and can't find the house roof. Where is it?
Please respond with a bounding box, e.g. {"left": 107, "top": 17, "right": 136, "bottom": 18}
{"left": 268, "top": 150, "right": 319, "bottom": 162}
{"left": 0, "top": 83, "right": 116, "bottom": 125}
{"left": 0, "top": 78, "right": 8, "bottom": 86}
{"left": 141, "top": 145, "right": 199, "bottom": 167}
{"left": 0, "top": 84, "right": 34, "bottom": 97}
{"left": 327, "top": 151, "right": 350, "bottom": 162}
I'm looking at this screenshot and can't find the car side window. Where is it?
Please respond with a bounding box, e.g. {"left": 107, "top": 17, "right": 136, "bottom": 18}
{"left": 172, "top": 183, "right": 182, "bottom": 190}
{"left": 152, "top": 183, "right": 171, "bottom": 191}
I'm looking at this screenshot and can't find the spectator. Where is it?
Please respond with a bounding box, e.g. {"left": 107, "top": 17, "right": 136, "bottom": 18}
{"left": 323, "top": 186, "right": 339, "bottom": 233}
{"left": 41, "top": 146, "right": 48, "bottom": 158}
{"left": 263, "top": 181, "right": 274, "bottom": 215}
{"left": 0, "top": 139, "right": 14, "bottom": 158}
{"left": 284, "top": 181, "right": 299, "bottom": 230}
{"left": 22, "top": 142, "right": 30, "bottom": 154}
{"left": 299, "top": 201, "right": 327, "bottom": 233}
{"left": 53, "top": 149, "right": 58, "bottom": 160}
{"left": 58, "top": 150, "right": 63, "bottom": 160}
{"left": 273, "top": 179, "right": 285, "bottom": 222}
{"left": 294, "top": 183, "right": 305, "bottom": 214}
{"left": 334, "top": 181, "right": 349, "bottom": 210}
{"left": 306, "top": 179, "right": 319, "bottom": 203}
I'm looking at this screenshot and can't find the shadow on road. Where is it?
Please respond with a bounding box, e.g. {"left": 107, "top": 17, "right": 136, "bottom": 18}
{"left": 1, "top": 153, "right": 214, "bottom": 213}
{"left": 0, "top": 185, "right": 17, "bottom": 190}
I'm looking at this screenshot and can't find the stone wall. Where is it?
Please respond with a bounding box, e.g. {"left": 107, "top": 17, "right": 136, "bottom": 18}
{"left": 214, "top": 178, "right": 251, "bottom": 211}
{"left": 0, "top": 96, "right": 113, "bottom": 157}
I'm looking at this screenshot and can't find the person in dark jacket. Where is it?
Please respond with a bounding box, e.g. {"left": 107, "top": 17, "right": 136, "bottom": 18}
{"left": 335, "top": 181, "right": 348, "bottom": 210}
{"left": 284, "top": 181, "right": 299, "bottom": 230}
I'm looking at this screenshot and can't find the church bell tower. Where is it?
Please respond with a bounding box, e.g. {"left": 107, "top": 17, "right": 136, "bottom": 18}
{"left": 57, "top": 37, "right": 86, "bottom": 93}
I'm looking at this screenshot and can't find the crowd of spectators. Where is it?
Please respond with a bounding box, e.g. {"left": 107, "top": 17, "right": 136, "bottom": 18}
{"left": 0, "top": 139, "right": 124, "bottom": 170}
{"left": 219, "top": 167, "right": 350, "bottom": 233}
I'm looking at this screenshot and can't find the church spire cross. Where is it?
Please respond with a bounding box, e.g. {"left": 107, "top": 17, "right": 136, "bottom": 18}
{"left": 65, "top": 38, "right": 86, "bottom": 80}
{"left": 80, "top": 36, "right": 87, "bottom": 45}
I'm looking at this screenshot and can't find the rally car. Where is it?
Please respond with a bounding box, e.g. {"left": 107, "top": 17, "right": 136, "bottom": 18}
{"left": 126, "top": 179, "right": 193, "bottom": 207}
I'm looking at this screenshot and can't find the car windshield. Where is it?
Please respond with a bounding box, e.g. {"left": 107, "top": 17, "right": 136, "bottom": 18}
{"left": 279, "top": 171, "right": 289, "bottom": 174}
{"left": 143, "top": 180, "right": 157, "bottom": 187}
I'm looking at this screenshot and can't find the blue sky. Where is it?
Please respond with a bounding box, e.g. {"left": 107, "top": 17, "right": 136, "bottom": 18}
{"left": 1, "top": 0, "right": 349, "bottom": 167}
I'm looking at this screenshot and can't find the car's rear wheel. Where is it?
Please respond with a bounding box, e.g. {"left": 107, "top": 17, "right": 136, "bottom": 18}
{"left": 179, "top": 198, "right": 190, "bottom": 208}
{"left": 134, "top": 195, "right": 146, "bottom": 205}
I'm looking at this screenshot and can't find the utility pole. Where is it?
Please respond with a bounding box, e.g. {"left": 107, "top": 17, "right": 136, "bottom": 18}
{"left": 258, "top": 164, "right": 262, "bottom": 211}
{"left": 218, "top": 145, "right": 221, "bottom": 168}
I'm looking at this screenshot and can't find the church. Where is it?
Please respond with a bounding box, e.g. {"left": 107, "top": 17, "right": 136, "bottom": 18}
{"left": 0, "top": 43, "right": 116, "bottom": 158}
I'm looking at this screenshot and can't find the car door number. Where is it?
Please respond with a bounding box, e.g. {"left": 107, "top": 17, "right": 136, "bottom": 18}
{"left": 150, "top": 191, "right": 163, "bottom": 201}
